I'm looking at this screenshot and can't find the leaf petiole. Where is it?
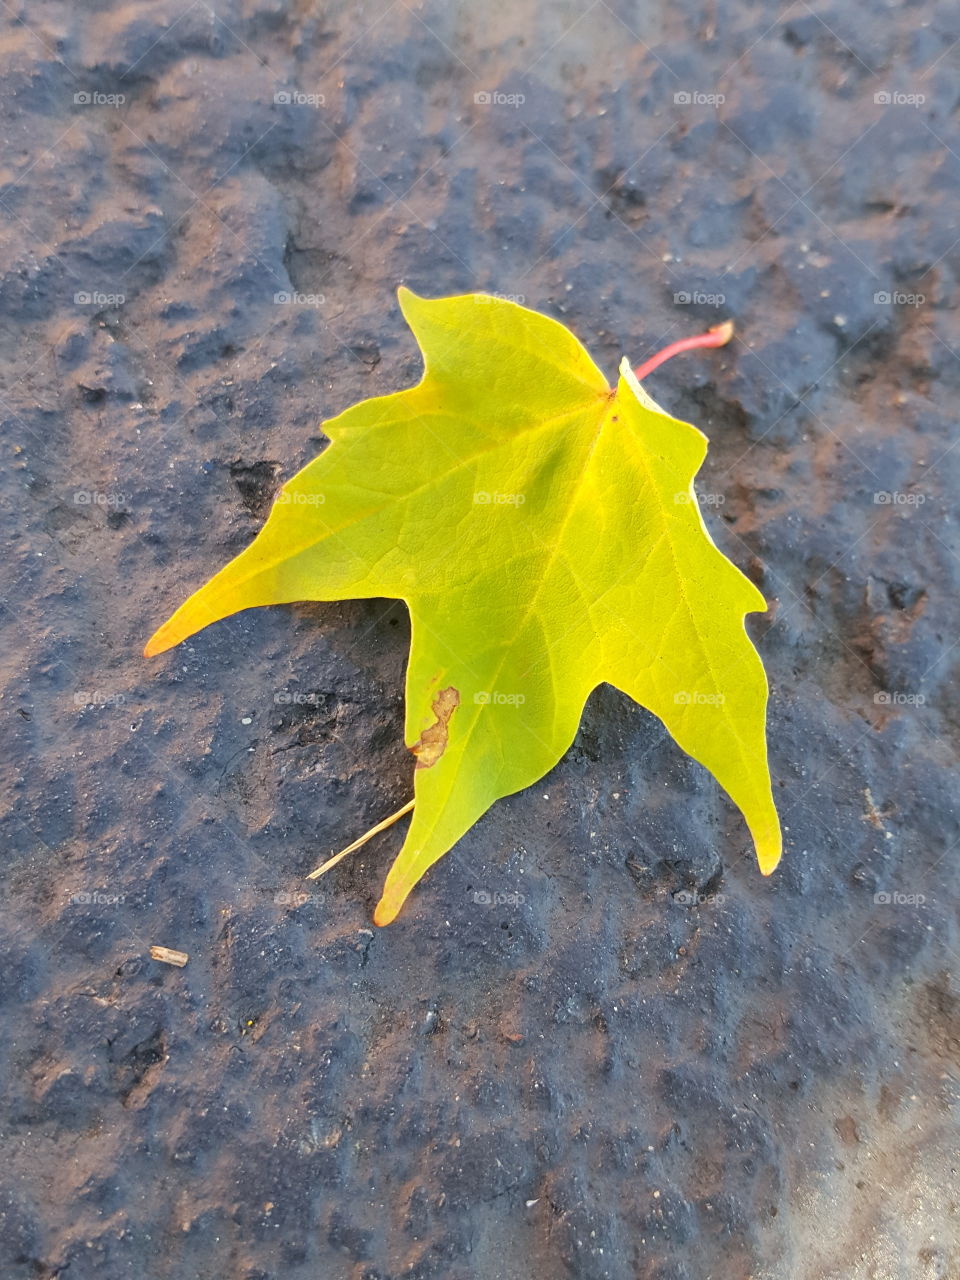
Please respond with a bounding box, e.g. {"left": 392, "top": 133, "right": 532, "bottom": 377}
{"left": 634, "top": 319, "right": 734, "bottom": 381}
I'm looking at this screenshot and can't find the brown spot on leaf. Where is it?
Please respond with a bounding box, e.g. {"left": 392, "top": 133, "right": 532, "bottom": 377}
{"left": 411, "top": 686, "right": 459, "bottom": 769}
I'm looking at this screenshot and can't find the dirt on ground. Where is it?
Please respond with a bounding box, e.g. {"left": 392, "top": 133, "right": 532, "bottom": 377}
{"left": 1, "top": 1, "right": 958, "bottom": 1278}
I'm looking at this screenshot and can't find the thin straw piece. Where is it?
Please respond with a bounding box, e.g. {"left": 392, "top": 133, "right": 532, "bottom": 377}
{"left": 306, "top": 798, "right": 414, "bottom": 880}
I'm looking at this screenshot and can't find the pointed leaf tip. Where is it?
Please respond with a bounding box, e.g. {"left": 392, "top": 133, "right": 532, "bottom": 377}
{"left": 143, "top": 627, "right": 171, "bottom": 658}
{"left": 759, "top": 846, "right": 782, "bottom": 876}
{"left": 753, "top": 818, "right": 782, "bottom": 876}
{"left": 144, "top": 611, "right": 195, "bottom": 657}
{"left": 373, "top": 897, "right": 400, "bottom": 928}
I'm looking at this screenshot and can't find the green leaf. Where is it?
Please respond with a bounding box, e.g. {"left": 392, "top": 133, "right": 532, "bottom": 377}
{"left": 145, "top": 289, "right": 781, "bottom": 925}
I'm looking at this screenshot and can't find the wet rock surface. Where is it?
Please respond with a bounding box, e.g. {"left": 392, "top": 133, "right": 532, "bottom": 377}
{"left": 0, "top": 2, "right": 958, "bottom": 1277}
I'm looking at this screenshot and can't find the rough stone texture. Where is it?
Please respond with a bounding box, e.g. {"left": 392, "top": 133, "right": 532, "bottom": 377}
{"left": 1, "top": 2, "right": 958, "bottom": 1278}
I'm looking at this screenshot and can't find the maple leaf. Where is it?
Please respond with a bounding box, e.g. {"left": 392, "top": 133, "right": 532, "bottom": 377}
{"left": 145, "top": 289, "right": 781, "bottom": 925}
